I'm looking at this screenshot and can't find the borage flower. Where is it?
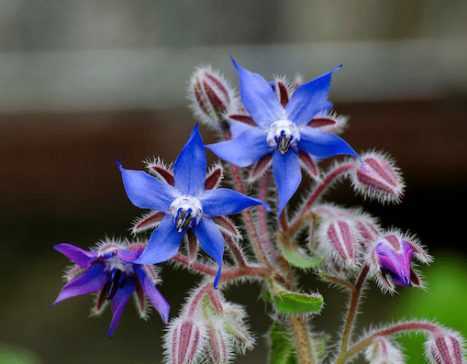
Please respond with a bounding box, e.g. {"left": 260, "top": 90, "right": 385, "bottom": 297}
{"left": 118, "top": 125, "right": 267, "bottom": 287}
{"left": 54, "top": 241, "right": 169, "bottom": 336}
{"left": 368, "top": 232, "right": 432, "bottom": 292}
{"left": 208, "top": 58, "right": 358, "bottom": 213}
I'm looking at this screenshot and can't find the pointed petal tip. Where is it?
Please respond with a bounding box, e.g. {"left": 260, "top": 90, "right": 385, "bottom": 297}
{"left": 115, "top": 160, "right": 123, "bottom": 170}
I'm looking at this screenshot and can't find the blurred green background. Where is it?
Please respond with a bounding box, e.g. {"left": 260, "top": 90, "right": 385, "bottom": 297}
{"left": 1, "top": 1, "right": 466, "bottom": 363}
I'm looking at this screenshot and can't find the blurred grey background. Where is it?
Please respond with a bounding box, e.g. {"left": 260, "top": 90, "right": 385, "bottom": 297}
{"left": 1, "top": 1, "right": 466, "bottom": 364}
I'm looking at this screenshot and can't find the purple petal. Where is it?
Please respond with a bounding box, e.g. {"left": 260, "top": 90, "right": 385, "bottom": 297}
{"left": 207, "top": 128, "right": 271, "bottom": 167}
{"left": 376, "top": 242, "right": 414, "bottom": 287}
{"left": 231, "top": 57, "right": 285, "bottom": 128}
{"left": 272, "top": 151, "right": 302, "bottom": 215}
{"left": 54, "top": 263, "right": 107, "bottom": 304}
{"left": 134, "top": 266, "right": 170, "bottom": 323}
{"left": 173, "top": 124, "right": 207, "bottom": 196}
{"left": 200, "top": 188, "right": 268, "bottom": 217}
{"left": 118, "top": 163, "right": 177, "bottom": 212}
{"left": 286, "top": 65, "right": 341, "bottom": 125}
{"left": 194, "top": 217, "right": 224, "bottom": 288}
{"left": 299, "top": 127, "right": 358, "bottom": 159}
{"left": 108, "top": 280, "right": 136, "bottom": 336}
{"left": 135, "top": 216, "right": 184, "bottom": 264}
{"left": 229, "top": 120, "right": 257, "bottom": 138}
{"left": 54, "top": 243, "right": 95, "bottom": 268}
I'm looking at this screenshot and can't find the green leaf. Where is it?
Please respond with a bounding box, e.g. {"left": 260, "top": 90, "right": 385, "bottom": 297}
{"left": 268, "top": 322, "right": 297, "bottom": 364}
{"left": 271, "top": 284, "right": 324, "bottom": 315}
{"left": 277, "top": 236, "right": 322, "bottom": 270}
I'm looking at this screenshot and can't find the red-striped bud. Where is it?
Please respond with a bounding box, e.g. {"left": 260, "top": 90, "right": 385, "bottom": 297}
{"left": 351, "top": 152, "right": 404, "bottom": 203}
{"left": 207, "top": 323, "right": 231, "bottom": 364}
{"left": 318, "top": 218, "right": 360, "bottom": 268}
{"left": 166, "top": 317, "right": 206, "bottom": 364}
{"left": 188, "top": 66, "right": 236, "bottom": 131}
{"left": 426, "top": 329, "right": 466, "bottom": 364}
{"left": 365, "top": 337, "right": 405, "bottom": 364}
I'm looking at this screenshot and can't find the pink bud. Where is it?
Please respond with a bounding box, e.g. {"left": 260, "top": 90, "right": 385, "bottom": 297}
{"left": 207, "top": 324, "right": 231, "bottom": 364}
{"left": 365, "top": 337, "right": 405, "bottom": 364}
{"left": 166, "top": 318, "right": 206, "bottom": 364}
{"left": 351, "top": 152, "right": 404, "bottom": 203}
{"left": 188, "top": 66, "right": 236, "bottom": 130}
{"left": 319, "top": 218, "right": 359, "bottom": 267}
{"left": 426, "top": 330, "right": 465, "bottom": 364}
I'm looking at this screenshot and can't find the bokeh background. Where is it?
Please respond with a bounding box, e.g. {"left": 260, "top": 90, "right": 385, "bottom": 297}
{"left": 1, "top": 1, "right": 466, "bottom": 363}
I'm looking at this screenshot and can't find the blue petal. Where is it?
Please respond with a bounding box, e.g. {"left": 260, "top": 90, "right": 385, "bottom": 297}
{"left": 272, "top": 151, "right": 302, "bottom": 215}
{"left": 108, "top": 280, "right": 135, "bottom": 336}
{"left": 118, "top": 163, "right": 177, "bottom": 212}
{"left": 54, "top": 263, "right": 107, "bottom": 304}
{"left": 299, "top": 127, "right": 358, "bottom": 159}
{"left": 194, "top": 217, "right": 224, "bottom": 288}
{"left": 201, "top": 188, "right": 268, "bottom": 217}
{"left": 54, "top": 243, "right": 95, "bottom": 268}
{"left": 173, "top": 124, "right": 207, "bottom": 196}
{"left": 207, "top": 128, "right": 271, "bottom": 167}
{"left": 135, "top": 216, "right": 184, "bottom": 264}
{"left": 231, "top": 57, "right": 285, "bottom": 128}
{"left": 135, "top": 266, "right": 170, "bottom": 323}
{"left": 286, "top": 65, "right": 341, "bottom": 125}
{"left": 229, "top": 120, "right": 256, "bottom": 138}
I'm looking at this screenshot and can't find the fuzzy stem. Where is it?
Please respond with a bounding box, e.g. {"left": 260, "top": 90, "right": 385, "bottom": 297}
{"left": 342, "top": 321, "right": 440, "bottom": 362}
{"left": 173, "top": 254, "right": 269, "bottom": 283}
{"left": 224, "top": 235, "right": 248, "bottom": 267}
{"left": 289, "top": 316, "right": 316, "bottom": 364}
{"left": 335, "top": 265, "right": 370, "bottom": 364}
{"left": 289, "top": 162, "right": 354, "bottom": 234}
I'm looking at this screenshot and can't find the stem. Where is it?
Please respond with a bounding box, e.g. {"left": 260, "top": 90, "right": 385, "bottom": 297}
{"left": 289, "top": 162, "right": 354, "bottom": 234}
{"left": 335, "top": 265, "right": 370, "bottom": 364}
{"left": 224, "top": 235, "right": 248, "bottom": 267}
{"left": 173, "top": 254, "right": 269, "bottom": 283}
{"left": 289, "top": 316, "right": 316, "bottom": 364}
{"left": 343, "top": 321, "right": 439, "bottom": 362}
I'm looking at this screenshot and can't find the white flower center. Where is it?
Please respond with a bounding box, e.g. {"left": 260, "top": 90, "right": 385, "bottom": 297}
{"left": 169, "top": 195, "right": 203, "bottom": 232}
{"left": 266, "top": 119, "right": 300, "bottom": 154}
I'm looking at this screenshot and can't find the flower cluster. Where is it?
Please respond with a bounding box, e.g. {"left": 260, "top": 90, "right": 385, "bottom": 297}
{"left": 53, "top": 58, "right": 465, "bottom": 363}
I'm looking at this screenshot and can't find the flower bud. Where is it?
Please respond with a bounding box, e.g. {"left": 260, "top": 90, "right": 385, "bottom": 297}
{"left": 318, "top": 218, "right": 360, "bottom": 268}
{"left": 351, "top": 152, "right": 404, "bottom": 203}
{"left": 206, "top": 323, "right": 231, "bottom": 364}
{"left": 222, "top": 302, "right": 255, "bottom": 354}
{"left": 368, "top": 231, "right": 431, "bottom": 292}
{"left": 166, "top": 317, "right": 206, "bottom": 364}
{"left": 365, "top": 337, "right": 405, "bottom": 364}
{"left": 188, "top": 66, "right": 236, "bottom": 131}
{"left": 426, "top": 329, "right": 465, "bottom": 364}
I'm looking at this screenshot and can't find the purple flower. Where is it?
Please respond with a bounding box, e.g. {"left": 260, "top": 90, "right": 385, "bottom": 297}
{"left": 369, "top": 232, "right": 431, "bottom": 292}
{"left": 54, "top": 241, "right": 170, "bottom": 336}
{"left": 118, "top": 125, "right": 267, "bottom": 287}
{"left": 207, "top": 58, "right": 358, "bottom": 213}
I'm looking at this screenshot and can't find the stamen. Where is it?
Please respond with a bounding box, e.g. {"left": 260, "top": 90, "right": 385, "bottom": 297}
{"left": 266, "top": 119, "right": 300, "bottom": 154}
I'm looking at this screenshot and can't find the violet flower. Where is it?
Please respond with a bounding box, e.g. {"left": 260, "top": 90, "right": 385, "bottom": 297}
{"left": 54, "top": 241, "right": 169, "bottom": 336}
{"left": 208, "top": 58, "right": 358, "bottom": 213}
{"left": 118, "top": 125, "right": 267, "bottom": 287}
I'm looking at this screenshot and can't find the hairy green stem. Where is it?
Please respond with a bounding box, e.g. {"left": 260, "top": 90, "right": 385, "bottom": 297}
{"left": 289, "top": 316, "right": 316, "bottom": 364}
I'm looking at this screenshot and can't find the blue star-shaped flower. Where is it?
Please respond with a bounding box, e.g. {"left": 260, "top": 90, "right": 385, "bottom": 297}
{"left": 208, "top": 59, "right": 358, "bottom": 214}
{"left": 118, "top": 125, "right": 267, "bottom": 287}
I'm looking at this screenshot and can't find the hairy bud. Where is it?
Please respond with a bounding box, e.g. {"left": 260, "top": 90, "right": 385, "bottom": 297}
{"left": 351, "top": 151, "right": 404, "bottom": 203}
{"left": 166, "top": 317, "right": 206, "bottom": 364}
{"left": 207, "top": 322, "right": 231, "bottom": 364}
{"left": 318, "top": 218, "right": 360, "bottom": 268}
{"left": 426, "top": 329, "right": 465, "bottom": 364}
{"left": 365, "top": 337, "right": 405, "bottom": 364}
{"left": 188, "top": 66, "right": 236, "bottom": 131}
{"left": 368, "top": 231, "right": 432, "bottom": 293}
{"left": 222, "top": 302, "right": 255, "bottom": 354}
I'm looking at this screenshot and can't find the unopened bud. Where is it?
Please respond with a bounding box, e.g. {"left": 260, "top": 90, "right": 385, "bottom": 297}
{"left": 351, "top": 152, "right": 404, "bottom": 203}
{"left": 318, "top": 218, "right": 359, "bottom": 268}
{"left": 222, "top": 302, "right": 255, "bottom": 354}
{"left": 365, "top": 337, "right": 405, "bottom": 364}
{"left": 188, "top": 66, "right": 236, "bottom": 131}
{"left": 207, "top": 323, "right": 231, "bottom": 364}
{"left": 166, "top": 317, "right": 206, "bottom": 364}
{"left": 426, "top": 329, "right": 465, "bottom": 364}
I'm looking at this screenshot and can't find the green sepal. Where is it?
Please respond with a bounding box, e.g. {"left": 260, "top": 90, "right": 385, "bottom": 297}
{"left": 271, "top": 282, "right": 324, "bottom": 315}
